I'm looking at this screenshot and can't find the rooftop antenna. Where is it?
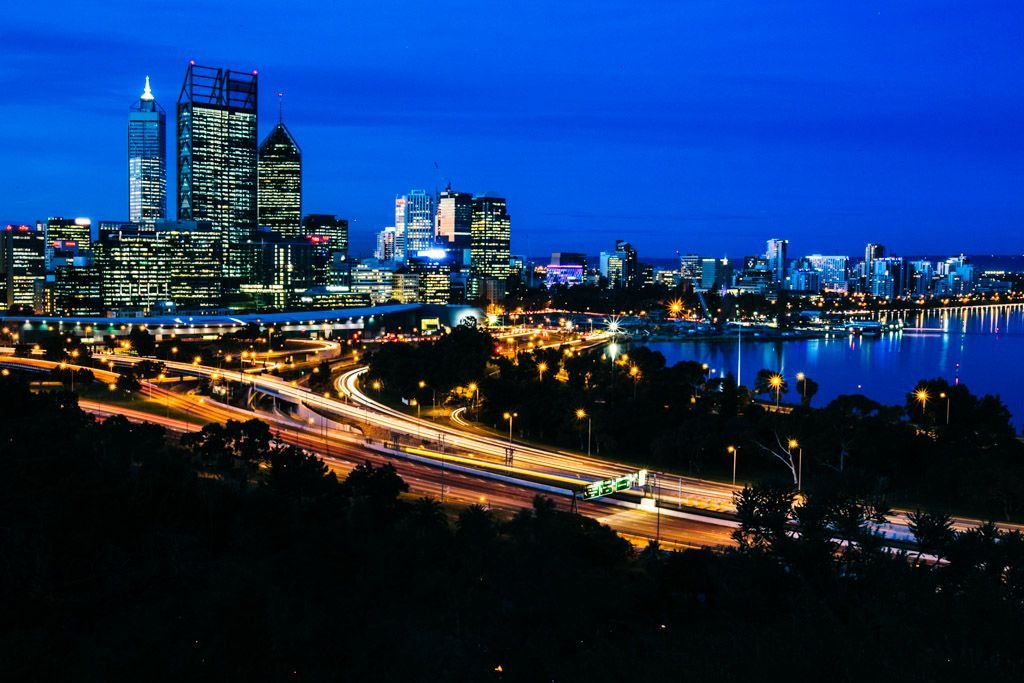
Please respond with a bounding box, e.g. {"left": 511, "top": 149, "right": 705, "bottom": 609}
{"left": 277, "top": 92, "right": 283, "bottom": 123}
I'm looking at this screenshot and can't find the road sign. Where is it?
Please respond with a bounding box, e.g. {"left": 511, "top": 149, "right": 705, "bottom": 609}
{"left": 580, "top": 469, "right": 648, "bottom": 500}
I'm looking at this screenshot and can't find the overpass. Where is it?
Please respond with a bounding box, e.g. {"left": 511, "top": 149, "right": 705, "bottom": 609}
{"left": 0, "top": 303, "right": 484, "bottom": 345}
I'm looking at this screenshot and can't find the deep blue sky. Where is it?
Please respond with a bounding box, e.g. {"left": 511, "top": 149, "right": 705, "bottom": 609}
{"left": 2, "top": 1, "right": 1022, "bottom": 258}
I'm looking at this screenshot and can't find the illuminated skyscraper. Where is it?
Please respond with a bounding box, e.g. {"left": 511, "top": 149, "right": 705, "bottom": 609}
{"left": 435, "top": 187, "right": 472, "bottom": 247}
{"left": 765, "top": 238, "right": 788, "bottom": 285}
{"left": 258, "top": 117, "right": 302, "bottom": 237}
{"left": 128, "top": 76, "right": 166, "bottom": 225}
{"left": 177, "top": 63, "right": 258, "bottom": 279}
{"left": 394, "top": 190, "right": 434, "bottom": 260}
{"left": 468, "top": 193, "right": 511, "bottom": 299}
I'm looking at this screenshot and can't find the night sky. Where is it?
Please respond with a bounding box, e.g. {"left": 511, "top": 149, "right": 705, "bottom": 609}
{"left": 3, "top": 1, "right": 1022, "bottom": 259}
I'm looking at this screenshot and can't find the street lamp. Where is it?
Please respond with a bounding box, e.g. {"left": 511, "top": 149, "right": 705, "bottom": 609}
{"left": 468, "top": 382, "right": 479, "bottom": 417}
{"left": 537, "top": 362, "right": 548, "bottom": 382}
{"left": 796, "top": 372, "right": 806, "bottom": 401}
{"left": 770, "top": 374, "right": 783, "bottom": 408}
{"left": 915, "top": 388, "right": 929, "bottom": 419}
{"left": 503, "top": 411, "right": 517, "bottom": 445}
{"left": 789, "top": 438, "right": 803, "bottom": 490}
{"left": 576, "top": 408, "right": 592, "bottom": 456}
{"left": 939, "top": 391, "right": 951, "bottom": 425}
{"left": 727, "top": 445, "right": 738, "bottom": 486}
{"left": 629, "top": 365, "right": 641, "bottom": 399}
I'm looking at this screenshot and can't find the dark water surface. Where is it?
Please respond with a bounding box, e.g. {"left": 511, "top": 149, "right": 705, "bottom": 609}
{"left": 633, "top": 305, "right": 1024, "bottom": 428}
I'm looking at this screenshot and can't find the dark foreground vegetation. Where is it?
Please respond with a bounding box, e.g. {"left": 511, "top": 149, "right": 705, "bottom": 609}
{"left": 4, "top": 375, "right": 1024, "bottom": 681}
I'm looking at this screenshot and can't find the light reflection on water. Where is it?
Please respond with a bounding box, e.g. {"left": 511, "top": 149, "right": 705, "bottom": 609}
{"left": 635, "top": 305, "right": 1024, "bottom": 428}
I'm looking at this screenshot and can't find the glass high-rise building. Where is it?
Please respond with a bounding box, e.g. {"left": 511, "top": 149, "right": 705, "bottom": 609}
{"left": 1, "top": 224, "right": 46, "bottom": 310}
{"left": 435, "top": 187, "right": 472, "bottom": 248}
{"left": 128, "top": 76, "right": 166, "bottom": 225}
{"left": 468, "top": 193, "right": 511, "bottom": 299}
{"left": 177, "top": 63, "right": 258, "bottom": 279}
{"left": 394, "top": 190, "right": 434, "bottom": 261}
{"left": 258, "top": 120, "right": 302, "bottom": 237}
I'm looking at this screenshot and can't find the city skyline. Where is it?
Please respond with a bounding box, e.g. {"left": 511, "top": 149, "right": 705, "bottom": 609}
{"left": 3, "top": 2, "right": 1023, "bottom": 258}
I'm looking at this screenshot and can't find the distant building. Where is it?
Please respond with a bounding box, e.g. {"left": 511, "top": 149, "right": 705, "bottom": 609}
{"left": 37, "top": 241, "right": 102, "bottom": 316}
{"left": 864, "top": 243, "right": 885, "bottom": 293}
{"left": 375, "top": 227, "right": 397, "bottom": 262}
{"left": 615, "top": 240, "right": 639, "bottom": 288}
{"left": 679, "top": 254, "right": 703, "bottom": 288}
{"left": 468, "top": 194, "right": 511, "bottom": 300}
{"left": 177, "top": 63, "right": 258, "bottom": 279}
{"left": 258, "top": 119, "right": 302, "bottom": 237}
{"left": 700, "top": 257, "right": 731, "bottom": 292}
{"left": 599, "top": 252, "right": 624, "bottom": 288}
{"left": 871, "top": 256, "right": 905, "bottom": 299}
{"left": 435, "top": 187, "right": 473, "bottom": 259}
{"left": 128, "top": 77, "right": 166, "bottom": 225}
{"left": 1, "top": 224, "right": 46, "bottom": 310}
{"left": 351, "top": 261, "right": 397, "bottom": 305}
{"left": 805, "top": 255, "right": 849, "bottom": 292}
{"left": 395, "top": 190, "right": 434, "bottom": 260}
{"left": 302, "top": 215, "right": 349, "bottom": 287}
{"left": 43, "top": 217, "right": 92, "bottom": 271}
{"left": 409, "top": 249, "right": 454, "bottom": 304}
{"left": 765, "top": 238, "right": 788, "bottom": 286}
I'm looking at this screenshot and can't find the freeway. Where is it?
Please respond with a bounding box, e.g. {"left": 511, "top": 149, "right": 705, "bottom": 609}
{"left": 0, "top": 354, "right": 735, "bottom": 549}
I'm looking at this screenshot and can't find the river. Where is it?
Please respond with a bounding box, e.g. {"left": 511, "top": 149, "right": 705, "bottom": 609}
{"left": 632, "top": 305, "right": 1024, "bottom": 429}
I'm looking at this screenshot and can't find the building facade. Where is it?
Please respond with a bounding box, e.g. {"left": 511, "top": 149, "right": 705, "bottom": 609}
{"left": 258, "top": 121, "right": 302, "bottom": 237}
{"left": 468, "top": 194, "right": 511, "bottom": 299}
{"left": 128, "top": 77, "right": 167, "bottom": 225}
{"left": 394, "top": 190, "right": 434, "bottom": 261}
{"left": 177, "top": 63, "right": 258, "bottom": 280}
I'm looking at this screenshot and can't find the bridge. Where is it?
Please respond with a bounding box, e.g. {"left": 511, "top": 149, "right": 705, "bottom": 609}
{"left": 0, "top": 303, "right": 484, "bottom": 344}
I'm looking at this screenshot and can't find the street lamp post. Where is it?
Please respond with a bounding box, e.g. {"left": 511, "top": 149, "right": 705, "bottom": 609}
{"left": 770, "top": 374, "right": 783, "bottom": 408}
{"left": 503, "top": 411, "right": 517, "bottom": 445}
{"left": 468, "top": 382, "right": 479, "bottom": 418}
{"left": 939, "top": 391, "right": 951, "bottom": 425}
{"left": 629, "top": 365, "right": 640, "bottom": 400}
{"left": 576, "top": 408, "right": 592, "bottom": 456}
{"left": 538, "top": 362, "right": 548, "bottom": 382}
{"left": 796, "top": 372, "right": 806, "bottom": 402}
{"left": 727, "top": 445, "right": 738, "bottom": 486}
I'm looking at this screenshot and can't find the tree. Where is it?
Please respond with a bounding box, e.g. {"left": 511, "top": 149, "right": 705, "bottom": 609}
{"left": 908, "top": 509, "right": 955, "bottom": 564}
{"left": 753, "top": 368, "right": 788, "bottom": 399}
{"left": 266, "top": 445, "right": 337, "bottom": 500}
{"left": 732, "top": 485, "right": 794, "bottom": 552}
{"left": 127, "top": 326, "right": 156, "bottom": 356}
{"left": 795, "top": 375, "right": 819, "bottom": 406}
{"left": 339, "top": 461, "right": 409, "bottom": 512}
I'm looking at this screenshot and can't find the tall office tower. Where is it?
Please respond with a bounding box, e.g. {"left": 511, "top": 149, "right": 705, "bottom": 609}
{"left": 615, "top": 240, "right": 639, "bottom": 288}
{"left": 468, "top": 193, "right": 511, "bottom": 299}
{"left": 128, "top": 77, "right": 167, "bottom": 225}
{"left": 258, "top": 118, "right": 302, "bottom": 236}
{"left": 37, "top": 241, "right": 103, "bottom": 316}
{"left": 43, "top": 217, "right": 92, "bottom": 270}
{"left": 1, "top": 224, "right": 46, "bottom": 310}
{"left": 765, "top": 238, "right": 788, "bottom": 285}
{"left": 177, "top": 63, "right": 258, "bottom": 279}
{"left": 864, "top": 243, "right": 885, "bottom": 293}
{"left": 375, "top": 227, "right": 397, "bottom": 261}
{"left": 302, "top": 215, "right": 349, "bottom": 287}
{"left": 394, "top": 190, "right": 434, "bottom": 260}
{"left": 435, "top": 187, "right": 473, "bottom": 251}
